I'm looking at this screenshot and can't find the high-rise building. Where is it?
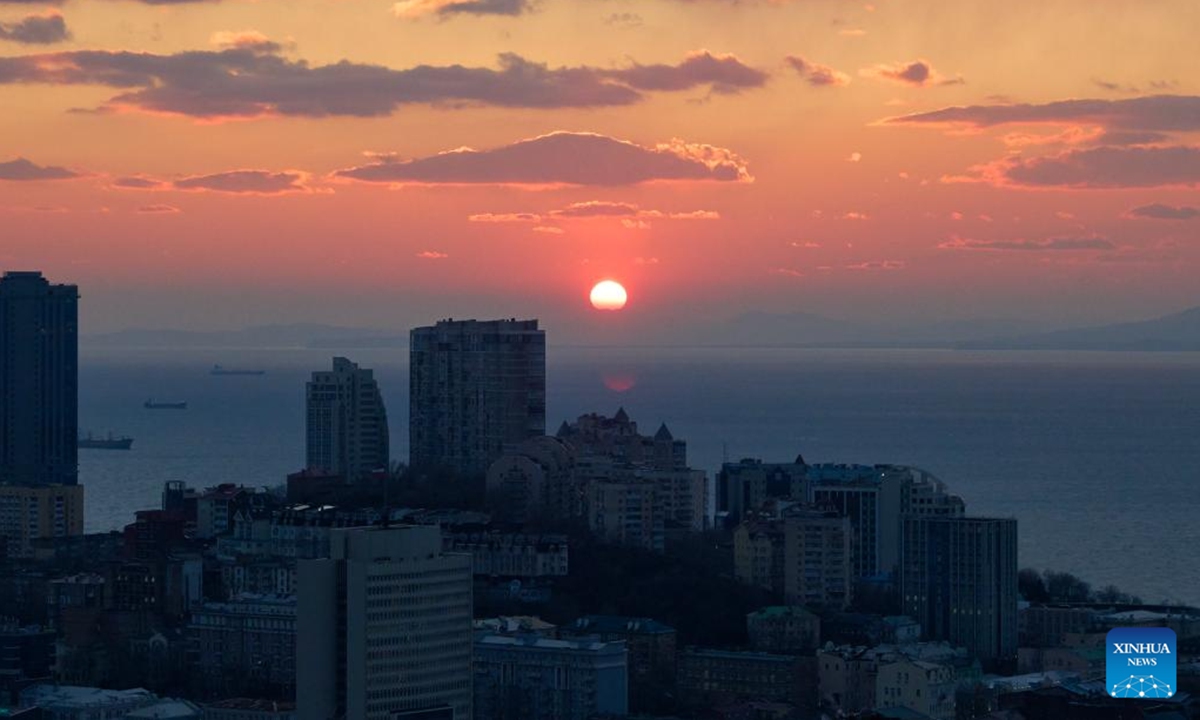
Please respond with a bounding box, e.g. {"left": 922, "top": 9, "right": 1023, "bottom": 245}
{"left": 717, "top": 457, "right": 808, "bottom": 523}
{"left": 306, "top": 357, "right": 389, "bottom": 481}
{"left": 0, "top": 483, "right": 84, "bottom": 558}
{"left": 900, "top": 516, "right": 1018, "bottom": 667}
{"left": 409, "top": 319, "right": 545, "bottom": 478}
{"left": 297, "top": 525, "right": 473, "bottom": 720}
{"left": 0, "top": 271, "right": 79, "bottom": 487}
{"left": 783, "top": 509, "right": 853, "bottom": 609}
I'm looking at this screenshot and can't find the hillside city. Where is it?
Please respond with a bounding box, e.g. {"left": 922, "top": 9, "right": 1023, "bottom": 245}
{"left": 1, "top": 270, "right": 1197, "bottom": 720}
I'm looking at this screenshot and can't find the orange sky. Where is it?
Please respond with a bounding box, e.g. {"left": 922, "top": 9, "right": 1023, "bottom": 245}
{"left": 1, "top": 0, "right": 1198, "bottom": 338}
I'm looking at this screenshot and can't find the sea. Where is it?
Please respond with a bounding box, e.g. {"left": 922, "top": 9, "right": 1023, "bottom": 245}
{"left": 79, "top": 345, "right": 1200, "bottom": 606}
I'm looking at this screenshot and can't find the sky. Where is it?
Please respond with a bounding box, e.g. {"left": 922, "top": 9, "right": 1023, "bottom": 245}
{"left": 1, "top": 0, "right": 1198, "bottom": 340}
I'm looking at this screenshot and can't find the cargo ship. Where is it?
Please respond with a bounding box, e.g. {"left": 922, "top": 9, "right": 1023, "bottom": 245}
{"left": 144, "top": 399, "right": 187, "bottom": 410}
{"left": 78, "top": 432, "right": 133, "bottom": 450}
{"left": 211, "top": 364, "right": 266, "bottom": 376}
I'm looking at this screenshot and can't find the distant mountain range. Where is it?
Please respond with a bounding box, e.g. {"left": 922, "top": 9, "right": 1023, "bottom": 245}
{"left": 83, "top": 306, "right": 1200, "bottom": 352}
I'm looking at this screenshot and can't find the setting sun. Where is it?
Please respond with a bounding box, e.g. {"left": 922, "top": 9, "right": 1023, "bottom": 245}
{"left": 589, "top": 280, "right": 628, "bottom": 311}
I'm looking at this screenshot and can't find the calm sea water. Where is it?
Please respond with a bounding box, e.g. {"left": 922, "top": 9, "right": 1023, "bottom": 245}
{"left": 79, "top": 346, "right": 1200, "bottom": 605}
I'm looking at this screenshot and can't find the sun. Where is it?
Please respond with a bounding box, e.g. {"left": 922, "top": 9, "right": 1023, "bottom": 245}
{"left": 590, "top": 280, "right": 628, "bottom": 311}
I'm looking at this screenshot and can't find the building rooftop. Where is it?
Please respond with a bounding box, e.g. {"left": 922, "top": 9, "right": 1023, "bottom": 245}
{"left": 204, "top": 698, "right": 297, "bottom": 711}
{"left": 20, "top": 684, "right": 156, "bottom": 708}
{"left": 568, "top": 615, "right": 675, "bottom": 635}
{"left": 747, "top": 605, "right": 819, "bottom": 621}
{"left": 476, "top": 633, "right": 623, "bottom": 653}
{"left": 124, "top": 699, "right": 202, "bottom": 719}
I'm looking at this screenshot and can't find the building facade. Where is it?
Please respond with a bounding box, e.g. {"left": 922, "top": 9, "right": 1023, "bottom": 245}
{"left": 783, "top": 509, "right": 853, "bottom": 609}
{"left": 0, "top": 483, "right": 84, "bottom": 557}
{"left": 472, "top": 634, "right": 628, "bottom": 720}
{"left": 746, "top": 606, "right": 821, "bottom": 654}
{"left": 409, "top": 319, "right": 545, "bottom": 478}
{"left": 0, "top": 271, "right": 78, "bottom": 488}
{"left": 189, "top": 594, "right": 297, "bottom": 701}
{"left": 297, "top": 525, "right": 473, "bottom": 720}
{"left": 306, "top": 357, "right": 389, "bottom": 482}
{"left": 900, "top": 516, "right": 1019, "bottom": 667}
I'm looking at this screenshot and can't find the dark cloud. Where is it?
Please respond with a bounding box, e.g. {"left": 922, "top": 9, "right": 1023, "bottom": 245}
{"left": 393, "top": 0, "right": 531, "bottom": 17}
{"left": 173, "top": 170, "right": 307, "bottom": 194}
{"left": 336, "top": 131, "right": 751, "bottom": 186}
{"left": 886, "top": 95, "right": 1200, "bottom": 132}
{"left": 864, "top": 59, "right": 960, "bottom": 87}
{"left": 0, "top": 47, "right": 765, "bottom": 119}
{"left": 995, "top": 146, "right": 1200, "bottom": 189}
{"left": 784, "top": 56, "right": 849, "bottom": 87}
{"left": 1126, "top": 203, "right": 1198, "bottom": 220}
{"left": 112, "top": 175, "right": 168, "bottom": 189}
{"left": 0, "top": 11, "right": 69, "bottom": 44}
{"left": 0, "top": 157, "right": 80, "bottom": 180}
{"left": 939, "top": 235, "right": 1115, "bottom": 251}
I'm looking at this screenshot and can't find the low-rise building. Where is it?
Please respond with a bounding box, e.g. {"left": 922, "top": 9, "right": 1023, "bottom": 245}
{"left": 203, "top": 698, "right": 297, "bottom": 720}
{"left": 677, "top": 648, "right": 805, "bottom": 706}
{"left": 746, "top": 606, "right": 821, "bottom": 654}
{"left": 188, "top": 594, "right": 296, "bottom": 701}
{"left": 560, "top": 615, "right": 676, "bottom": 711}
{"left": 446, "top": 532, "right": 568, "bottom": 577}
{"left": 876, "top": 659, "right": 956, "bottom": 720}
{"left": 18, "top": 684, "right": 159, "bottom": 719}
{"left": 0, "top": 483, "right": 84, "bottom": 558}
{"left": 473, "top": 633, "right": 628, "bottom": 720}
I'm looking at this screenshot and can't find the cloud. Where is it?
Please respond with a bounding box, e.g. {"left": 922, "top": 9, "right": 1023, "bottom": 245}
{"left": 771, "top": 267, "right": 804, "bottom": 277}
{"left": 605, "top": 12, "right": 642, "bottom": 27}
{"left": 173, "top": 170, "right": 308, "bottom": 194}
{"left": 415, "top": 250, "right": 448, "bottom": 258}
{"left": 885, "top": 95, "right": 1200, "bottom": 132}
{"left": 112, "top": 175, "right": 168, "bottom": 189}
{"left": 336, "top": 131, "right": 751, "bottom": 186}
{"left": 784, "top": 56, "right": 850, "bottom": 87}
{"left": 963, "top": 146, "right": 1200, "bottom": 189}
{"left": 0, "top": 10, "right": 69, "bottom": 44}
{"left": 209, "top": 30, "right": 284, "bottom": 53}
{"left": 938, "top": 235, "right": 1115, "bottom": 251}
{"left": 136, "top": 204, "right": 180, "bottom": 213}
{"left": 846, "top": 260, "right": 906, "bottom": 270}
{"left": 841, "top": 211, "right": 869, "bottom": 220}
{"left": 862, "top": 59, "right": 960, "bottom": 87}
{"left": 531, "top": 225, "right": 563, "bottom": 234}
{"left": 1126, "top": 203, "right": 1198, "bottom": 220}
{"left": 0, "top": 47, "right": 765, "bottom": 119}
{"left": 467, "top": 212, "right": 541, "bottom": 223}
{"left": 0, "top": 157, "right": 80, "bottom": 180}
{"left": 393, "top": 0, "right": 531, "bottom": 18}
{"left": 469, "top": 201, "right": 720, "bottom": 224}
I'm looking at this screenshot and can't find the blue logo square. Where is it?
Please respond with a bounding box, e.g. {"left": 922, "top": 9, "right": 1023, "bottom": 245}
{"left": 1106, "top": 627, "right": 1177, "bottom": 699}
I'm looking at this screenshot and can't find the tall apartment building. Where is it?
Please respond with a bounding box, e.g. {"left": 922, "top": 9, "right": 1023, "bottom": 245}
{"left": 783, "top": 509, "right": 853, "bottom": 609}
{"left": 0, "top": 271, "right": 79, "bottom": 488}
{"left": 306, "top": 357, "right": 389, "bottom": 481}
{"left": 297, "top": 525, "right": 473, "bottom": 720}
{"left": 0, "top": 483, "right": 84, "bottom": 557}
{"left": 473, "top": 634, "right": 628, "bottom": 720}
{"left": 409, "top": 319, "right": 545, "bottom": 478}
{"left": 717, "top": 457, "right": 808, "bottom": 523}
{"left": 485, "top": 436, "right": 576, "bottom": 524}
{"left": 900, "top": 516, "right": 1018, "bottom": 667}
{"left": 586, "top": 476, "right": 664, "bottom": 552}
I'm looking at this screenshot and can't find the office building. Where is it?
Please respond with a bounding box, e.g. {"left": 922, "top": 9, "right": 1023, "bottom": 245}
{"left": 409, "top": 319, "right": 545, "bottom": 478}
{"left": 0, "top": 483, "right": 84, "bottom": 557}
{"left": 900, "top": 516, "right": 1018, "bottom": 666}
{"left": 306, "top": 357, "right": 389, "bottom": 482}
{"left": 0, "top": 271, "right": 78, "bottom": 488}
{"left": 297, "top": 525, "right": 473, "bottom": 720}
{"left": 473, "top": 634, "right": 628, "bottom": 720}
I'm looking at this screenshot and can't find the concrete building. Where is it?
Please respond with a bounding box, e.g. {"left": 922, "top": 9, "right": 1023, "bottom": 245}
{"left": 0, "top": 482, "right": 84, "bottom": 557}
{"left": 639, "top": 467, "right": 708, "bottom": 533}
{"left": 560, "top": 615, "right": 676, "bottom": 710}
{"left": 472, "top": 634, "right": 628, "bottom": 720}
{"left": 188, "top": 594, "right": 296, "bottom": 701}
{"left": 485, "top": 436, "right": 576, "bottom": 524}
{"left": 717, "top": 457, "right": 809, "bottom": 523}
{"left": 0, "top": 271, "right": 79, "bottom": 488}
{"left": 444, "top": 532, "right": 568, "bottom": 578}
{"left": 297, "top": 525, "right": 473, "bottom": 720}
{"left": 876, "top": 659, "right": 956, "bottom": 720}
{"left": 306, "top": 357, "right": 389, "bottom": 482}
{"left": 0, "top": 621, "right": 55, "bottom": 692}
{"left": 556, "top": 409, "right": 686, "bottom": 471}
{"left": 586, "top": 476, "right": 664, "bottom": 552}
{"left": 733, "top": 518, "right": 786, "bottom": 595}
{"left": 900, "top": 516, "right": 1018, "bottom": 667}
{"left": 677, "top": 648, "right": 804, "bottom": 705}
{"left": 203, "top": 699, "right": 296, "bottom": 720}
{"left": 783, "top": 508, "right": 853, "bottom": 609}
{"left": 409, "top": 319, "right": 545, "bottom": 478}
{"left": 746, "top": 606, "right": 821, "bottom": 654}
{"left": 18, "top": 685, "right": 159, "bottom": 718}
{"left": 818, "top": 641, "right": 977, "bottom": 716}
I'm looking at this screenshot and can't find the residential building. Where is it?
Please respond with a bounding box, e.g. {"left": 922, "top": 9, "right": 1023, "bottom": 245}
{"left": 0, "top": 621, "right": 55, "bottom": 692}
{"left": 586, "top": 476, "right": 664, "bottom": 552}
{"left": 297, "top": 525, "right": 473, "bottom": 720}
{"left": 783, "top": 508, "right": 853, "bottom": 609}
{"left": 188, "top": 594, "right": 296, "bottom": 701}
{"left": 677, "top": 648, "right": 804, "bottom": 705}
{"left": 818, "top": 641, "right": 977, "bottom": 716}
{"left": 733, "top": 518, "right": 786, "bottom": 595}
{"left": 556, "top": 409, "right": 686, "bottom": 471}
{"left": 746, "top": 606, "right": 821, "bottom": 654}
{"left": 0, "top": 271, "right": 78, "bottom": 488}
{"left": 900, "top": 517, "right": 1018, "bottom": 667}
{"left": 638, "top": 467, "right": 708, "bottom": 532}
{"left": 876, "top": 659, "right": 956, "bottom": 720}
{"left": 472, "top": 634, "right": 628, "bottom": 720}
{"left": 203, "top": 698, "right": 296, "bottom": 720}
{"left": 485, "top": 436, "right": 576, "bottom": 524}
{"left": 0, "top": 483, "right": 84, "bottom": 557}
{"left": 305, "top": 357, "right": 389, "bottom": 482}
{"left": 560, "top": 615, "right": 676, "bottom": 710}
{"left": 445, "top": 532, "right": 569, "bottom": 578}
{"left": 717, "top": 457, "right": 808, "bottom": 523}
{"left": 409, "top": 319, "right": 546, "bottom": 477}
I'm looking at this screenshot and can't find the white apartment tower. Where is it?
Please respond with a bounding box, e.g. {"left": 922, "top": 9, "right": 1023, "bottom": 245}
{"left": 297, "top": 524, "right": 474, "bottom": 720}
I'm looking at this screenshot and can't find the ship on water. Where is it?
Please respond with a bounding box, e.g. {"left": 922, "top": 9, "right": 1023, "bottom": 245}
{"left": 78, "top": 432, "right": 133, "bottom": 450}
{"left": 144, "top": 398, "right": 187, "bottom": 410}
{"left": 211, "top": 364, "right": 266, "bottom": 376}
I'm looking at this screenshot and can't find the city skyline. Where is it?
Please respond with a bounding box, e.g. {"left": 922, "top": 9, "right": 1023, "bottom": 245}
{"left": 2, "top": 0, "right": 1199, "bottom": 339}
